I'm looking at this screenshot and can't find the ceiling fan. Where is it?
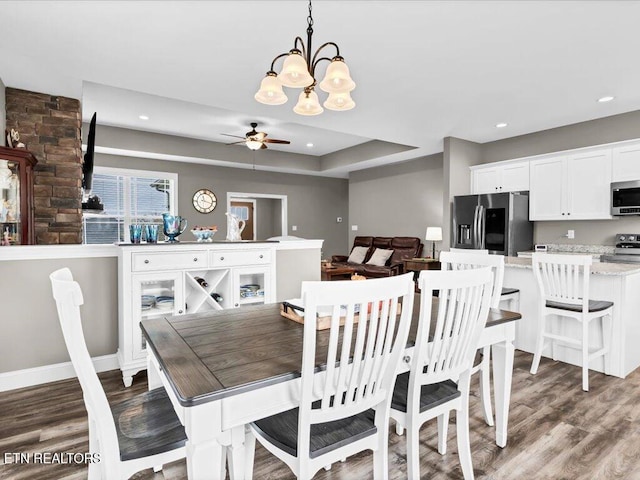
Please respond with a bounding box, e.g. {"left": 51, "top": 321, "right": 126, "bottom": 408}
{"left": 222, "top": 122, "right": 291, "bottom": 150}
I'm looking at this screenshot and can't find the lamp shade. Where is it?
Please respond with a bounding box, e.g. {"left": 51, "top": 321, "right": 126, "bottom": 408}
{"left": 426, "top": 227, "right": 442, "bottom": 241}
{"left": 254, "top": 72, "right": 288, "bottom": 105}
{"left": 293, "top": 90, "right": 324, "bottom": 116}
{"left": 323, "top": 91, "right": 355, "bottom": 111}
{"left": 278, "top": 50, "right": 314, "bottom": 88}
{"left": 319, "top": 57, "right": 356, "bottom": 93}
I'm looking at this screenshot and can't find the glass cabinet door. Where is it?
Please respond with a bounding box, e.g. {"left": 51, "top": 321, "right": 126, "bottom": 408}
{"left": 233, "top": 266, "right": 271, "bottom": 308}
{"left": 0, "top": 159, "right": 21, "bottom": 245}
{"left": 131, "top": 272, "right": 184, "bottom": 359}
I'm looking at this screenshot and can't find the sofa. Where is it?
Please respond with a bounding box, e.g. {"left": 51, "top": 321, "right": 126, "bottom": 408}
{"left": 330, "top": 236, "right": 423, "bottom": 278}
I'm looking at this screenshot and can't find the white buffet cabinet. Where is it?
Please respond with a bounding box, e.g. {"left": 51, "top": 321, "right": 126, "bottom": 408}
{"left": 117, "top": 242, "right": 276, "bottom": 386}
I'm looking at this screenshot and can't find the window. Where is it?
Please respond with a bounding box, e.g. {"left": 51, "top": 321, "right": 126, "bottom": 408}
{"left": 83, "top": 167, "right": 178, "bottom": 244}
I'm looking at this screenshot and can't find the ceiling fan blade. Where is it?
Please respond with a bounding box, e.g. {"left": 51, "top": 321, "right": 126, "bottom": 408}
{"left": 220, "top": 134, "right": 246, "bottom": 139}
{"left": 263, "top": 139, "right": 291, "bottom": 144}
{"left": 225, "top": 141, "right": 246, "bottom": 146}
{"left": 261, "top": 143, "right": 268, "bottom": 150}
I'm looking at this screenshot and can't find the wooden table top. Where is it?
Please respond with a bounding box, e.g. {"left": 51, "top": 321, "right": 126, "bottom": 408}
{"left": 141, "top": 297, "right": 520, "bottom": 407}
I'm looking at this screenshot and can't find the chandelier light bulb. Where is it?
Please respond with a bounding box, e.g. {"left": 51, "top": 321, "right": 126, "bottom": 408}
{"left": 278, "top": 50, "right": 314, "bottom": 88}
{"left": 293, "top": 90, "right": 324, "bottom": 116}
{"left": 324, "top": 91, "right": 355, "bottom": 111}
{"left": 319, "top": 57, "right": 356, "bottom": 93}
{"left": 255, "top": 72, "right": 288, "bottom": 105}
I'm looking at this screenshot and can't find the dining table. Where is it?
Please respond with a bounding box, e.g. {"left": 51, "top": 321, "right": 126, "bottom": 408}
{"left": 141, "top": 295, "right": 520, "bottom": 480}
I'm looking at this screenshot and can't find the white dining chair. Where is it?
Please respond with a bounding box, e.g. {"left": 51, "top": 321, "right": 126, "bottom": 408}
{"left": 50, "top": 268, "right": 187, "bottom": 479}
{"left": 390, "top": 267, "right": 494, "bottom": 480}
{"left": 450, "top": 248, "right": 520, "bottom": 311}
{"left": 529, "top": 253, "right": 613, "bottom": 391}
{"left": 244, "top": 273, "right": 415, "bottom": 480}
{"left": 439, "top": 250, "right": 504, "bottom": 427}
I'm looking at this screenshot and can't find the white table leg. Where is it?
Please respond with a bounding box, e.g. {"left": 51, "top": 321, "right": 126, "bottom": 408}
{"left": 146, "top": 354, "right": 163, "bottom": 391}
{"left": 492, "top": 336, "right": 515, "bottom": 448}
{"left": 184, "top": 403, "right": 229, "bottom": 480}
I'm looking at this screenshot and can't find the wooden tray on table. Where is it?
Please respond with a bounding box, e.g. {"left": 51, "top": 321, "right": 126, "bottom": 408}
{"left": 280, "top": 299, "right": 401, "bottom": 331}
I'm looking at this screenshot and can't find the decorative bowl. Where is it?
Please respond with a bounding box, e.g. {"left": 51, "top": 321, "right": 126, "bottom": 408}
{"left": 191, "top": 229, "right": 216, "bottom": 242}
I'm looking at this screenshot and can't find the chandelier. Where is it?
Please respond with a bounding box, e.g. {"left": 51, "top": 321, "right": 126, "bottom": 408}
{"left": 254, "top": 0, "right": 355, "bottom": 116}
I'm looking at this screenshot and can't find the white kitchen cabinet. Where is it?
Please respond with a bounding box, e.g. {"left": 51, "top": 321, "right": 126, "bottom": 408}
{"left": 529, "top": 149, "right": 612, "bottom": 221}
{"left": 471, "top": 161, "right": 529, "bottom": 194}
{"left": 612, "top": 142, "right": 640, "bottom": 182}
{"left": 118, "top": 243, "right": 276, "bottom": 386}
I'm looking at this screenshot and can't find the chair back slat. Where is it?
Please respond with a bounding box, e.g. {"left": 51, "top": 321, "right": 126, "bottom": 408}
{"left": 298, "top": 274, "right": 414, "bottom": 440}
{"left": 414, "top": 268, "right": 494, "bottom": 385}
{"left": 440, "top": 251, "right": 505, "bottom": 308}
{"left": 50, "top": 268, "right": 120, "bottom": 463}
{"left": 532, "top": 253, "right": 591, "bottom": 310}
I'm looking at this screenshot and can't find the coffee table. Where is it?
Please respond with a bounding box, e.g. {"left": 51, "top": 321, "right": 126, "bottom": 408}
{"left": 321, "top": 265, "right": 355, "bottom": 281}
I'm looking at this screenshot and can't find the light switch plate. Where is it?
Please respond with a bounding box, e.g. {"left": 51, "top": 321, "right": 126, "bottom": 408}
{"left": 351, "top": 225, "right": 358, "bottom": 231}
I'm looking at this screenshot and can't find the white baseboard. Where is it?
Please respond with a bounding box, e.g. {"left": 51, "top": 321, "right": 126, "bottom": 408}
{"left": 0, "top": 354, "right": 119, "bottom": 392}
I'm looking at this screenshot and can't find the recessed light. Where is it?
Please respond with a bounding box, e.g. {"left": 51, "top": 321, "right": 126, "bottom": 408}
{"left": 306, "top": 143, "right": 314, "bottom": 147}
{"left": 139, "top": 115, "right": 149, "bottom": 120}
{"left": 495, "top": 123, "right": 508, "bottom": 128}
{"left": 598, "top": 96, "right": 615, "bottom": 103}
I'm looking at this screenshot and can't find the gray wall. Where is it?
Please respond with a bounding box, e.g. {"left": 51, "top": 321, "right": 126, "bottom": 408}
{"left": 347, "top": 154, "right": 443, "bottom": 254}
{"left": 0, "top": 76, "right": 5, "bottom": 143}
{"left": 479, "top": 111, "right": 640, "bottom": 246}
{"left": 0, "top": 256, "right": 118, "bottom": 373}
{"left": 443, "top": 138, "right": 483, "bottom": 248}
{"left": 254, "top": 197, "right": 280, "bottom": 240}
{"left": 96, "top": 152, "right": 349, "bottom": 256}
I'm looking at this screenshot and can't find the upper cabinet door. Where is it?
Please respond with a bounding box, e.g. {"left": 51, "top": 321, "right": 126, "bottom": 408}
{"left": 529, "top": 157, "right": 566, "bottom": 220}
{"left": 473, "top": 167, "right": 500, "bottom": 194}
{"left": 500, "top": 162, "right": 530, "bottom": 192}
{"left": 566, "top": 149, "right": 612, "bottom": 220}
{"left": 612, "top": 143, "right": 640, "bottom": 182}
{"left": 471, "top": 160, "right": 529, "bottom": 194}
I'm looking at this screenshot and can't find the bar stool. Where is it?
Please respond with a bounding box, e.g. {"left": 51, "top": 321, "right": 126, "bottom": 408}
{"left": 529, "top": 253, "right": 613, "bottom": 391}
{"left": 500, "top": 287, "right": 520, "bottom": 312}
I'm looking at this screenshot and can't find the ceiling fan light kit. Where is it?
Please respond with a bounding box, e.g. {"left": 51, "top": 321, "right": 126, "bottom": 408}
{"left": 222, "top": 122, "right": 291, "bottom": 150}
{"left": 254, "top": 0, "right": 355, "bottom": 116}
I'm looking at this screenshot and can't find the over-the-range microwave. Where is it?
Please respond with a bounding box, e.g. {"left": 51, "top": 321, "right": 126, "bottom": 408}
{"left": 611, "top": 180, "right": 640, "bottom": 215}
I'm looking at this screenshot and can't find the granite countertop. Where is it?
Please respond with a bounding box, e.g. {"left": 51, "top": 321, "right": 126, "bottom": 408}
{"left": 517, "top": 243, "right": 614, "bottom": 259}
{"left": 505, "top": 256, "right": 640, "bottom": 276}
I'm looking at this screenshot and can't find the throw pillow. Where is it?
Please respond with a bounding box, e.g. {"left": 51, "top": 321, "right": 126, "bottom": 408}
{"left": 366, "top": 248, "right": 394, "bottom": 267}
{"left": 347, "top": 246, "right": 369, "bottom": 264}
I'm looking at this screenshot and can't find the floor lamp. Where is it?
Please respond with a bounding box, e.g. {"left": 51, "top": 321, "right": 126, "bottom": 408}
{"left": 426, "top": 227, "right": 442, "bottom": 259}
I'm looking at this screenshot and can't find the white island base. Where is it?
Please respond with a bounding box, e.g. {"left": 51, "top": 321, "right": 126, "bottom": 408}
{"left": 504, "top": 257, "right": 640, "bottom": 379}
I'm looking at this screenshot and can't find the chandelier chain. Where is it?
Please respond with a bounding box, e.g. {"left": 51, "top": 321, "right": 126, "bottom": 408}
{"left": 307, "top": 0, "right": 313, "bottom": 29}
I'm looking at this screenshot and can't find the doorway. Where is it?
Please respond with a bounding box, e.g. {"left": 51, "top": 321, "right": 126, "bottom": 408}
{"left": 227, "top": 192, "right": 288, "bottom": 240}
{"left": 229, "top": 200, "right": 256, "bottom": 240}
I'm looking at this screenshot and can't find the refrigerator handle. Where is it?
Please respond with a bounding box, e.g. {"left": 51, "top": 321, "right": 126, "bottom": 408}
{"left": 473, "top": 205, "right": 480, "bottom": 248}
{"left": 479, "top": 205, "right": 486, "bottom": 249}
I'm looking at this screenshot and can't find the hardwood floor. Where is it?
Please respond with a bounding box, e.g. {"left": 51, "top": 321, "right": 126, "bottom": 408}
{"left": 2, "top": 350, "right": 640, "bottom": 479}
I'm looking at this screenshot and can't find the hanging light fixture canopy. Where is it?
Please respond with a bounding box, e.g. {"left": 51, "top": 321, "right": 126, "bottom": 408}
{"left": 254, "top": 0, "right": 355, "bottom": 116}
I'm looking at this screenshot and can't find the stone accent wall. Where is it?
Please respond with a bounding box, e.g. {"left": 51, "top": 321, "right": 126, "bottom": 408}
{"left": 5, "top": 88, "right": 82, "bottom": 244}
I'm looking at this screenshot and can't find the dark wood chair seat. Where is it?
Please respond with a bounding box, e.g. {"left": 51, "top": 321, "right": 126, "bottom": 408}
{"left": 501, "top": 287, "right": 519, "bottom": 296}
{"left": 546, "top": 299, "right": 614, "bottom": 313}
{"left": 112, "top": 388, "right": 187, "bottom": 461}
{"left": 391, "top": 371, "right": 460, "bottom": 413}
{"left": 252, "top": 404, "right": 377, "bottom": 460}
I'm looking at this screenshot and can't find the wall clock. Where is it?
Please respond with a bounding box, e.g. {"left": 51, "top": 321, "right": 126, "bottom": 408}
{"left": 192, "top": 188, "right": 217, "bottom": 213}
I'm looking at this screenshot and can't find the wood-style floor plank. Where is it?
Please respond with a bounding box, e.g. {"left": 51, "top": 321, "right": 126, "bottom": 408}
{"left": 2, "top": 350, "right": 640, "bottom": 479}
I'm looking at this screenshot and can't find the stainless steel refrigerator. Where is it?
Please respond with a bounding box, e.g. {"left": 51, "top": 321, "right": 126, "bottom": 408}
{"left": 451, "top": 192, "right": 533, "bottom": 256}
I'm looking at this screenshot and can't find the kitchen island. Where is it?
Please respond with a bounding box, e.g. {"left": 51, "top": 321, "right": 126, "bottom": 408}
{"left": 504, "top": 256, "right": 640, "bottom": 378}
